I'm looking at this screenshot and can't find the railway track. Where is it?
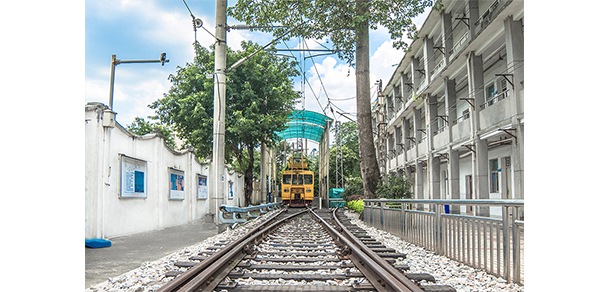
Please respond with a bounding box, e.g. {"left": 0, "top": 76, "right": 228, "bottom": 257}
{"left": 156, "top": 208, "right": 456, "bottom": 292}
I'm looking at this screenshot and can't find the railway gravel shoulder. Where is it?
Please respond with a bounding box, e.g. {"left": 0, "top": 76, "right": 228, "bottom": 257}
{"left": 341, "top": 210, "right": 524, "bottom": 292}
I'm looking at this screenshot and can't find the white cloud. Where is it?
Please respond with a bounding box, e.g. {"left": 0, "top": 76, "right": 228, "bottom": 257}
{"left": 301, "top": 57, "right": 356, "bottom": 123}
{"left": 370, "top": 40, "right": 406, "bottom": 86}
{"left": 85, "top": 78, "right": 128, "bottom": 104}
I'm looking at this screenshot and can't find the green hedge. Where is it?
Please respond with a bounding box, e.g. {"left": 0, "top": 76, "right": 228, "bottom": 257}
{"left": 346, "top": 199, "right": 363, "bottom": 214}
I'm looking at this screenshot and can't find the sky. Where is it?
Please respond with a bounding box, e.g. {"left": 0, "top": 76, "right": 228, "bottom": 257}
{"left": 85, "top": 0, "right": 430, "bottom": 131}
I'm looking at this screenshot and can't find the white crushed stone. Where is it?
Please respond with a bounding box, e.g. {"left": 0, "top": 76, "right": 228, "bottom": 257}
{"left": 342, "top": 209, "right": 524, "bottom": 292}
{"left": 87, "top": 208, "right": 523, "bottom": 292}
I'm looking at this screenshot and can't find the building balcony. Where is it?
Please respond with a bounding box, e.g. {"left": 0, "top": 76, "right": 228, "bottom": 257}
{"left": 473, "top": 0, "right": 506, "bottom": 36}
{"left": 417, "top": 140, "right": 427, "bottom": 155}
{"left": 452, "top": 118, "right": 471, "bottom": 141}
{"left": 396, "top": 152, "right": 405, "bottom": 168}
{"left": 479, "top": 91, "right": 516, "bottom": 130}
{"left": 430, "top": 58, "right": 446, "bottom": 80}
{"left": 433, "top": 129, "right": 450, "bottom": 149}
{"left": 449, "top": 32, "right": 470, "bottom": 61}
{"left": 407, "top": 146, "right": 416, "bottom": 162}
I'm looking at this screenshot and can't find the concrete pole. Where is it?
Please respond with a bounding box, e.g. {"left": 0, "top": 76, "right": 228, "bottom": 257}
{"left": 260, "top": 143, "right": 267, "bottom": 205}
{"left": 109, "top": 55, "right": 117, "bottom": 111}
{"left": 211, "top": 0, "right": 227, "bottom": 224}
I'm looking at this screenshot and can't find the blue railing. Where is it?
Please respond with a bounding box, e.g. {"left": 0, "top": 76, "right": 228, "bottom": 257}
{"left": 218, "top": 202, "right": 282, "bottom": 224}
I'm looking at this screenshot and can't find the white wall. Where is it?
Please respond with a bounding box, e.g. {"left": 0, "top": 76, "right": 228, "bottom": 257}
{"left": 85, "top": 103, "right": 245, "bottom": 239}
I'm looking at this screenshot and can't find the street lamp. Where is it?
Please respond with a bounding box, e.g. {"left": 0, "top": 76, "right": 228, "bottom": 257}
{"left": 108, "top": 52, "right": 169, "bottom": 111}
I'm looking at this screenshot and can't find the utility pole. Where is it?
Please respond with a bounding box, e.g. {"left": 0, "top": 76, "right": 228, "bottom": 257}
{"left": 211, "top": 0, "right": 227, "bottom": 225}
{"left": 335, "top": 121, "right": 344, "bottom": 189}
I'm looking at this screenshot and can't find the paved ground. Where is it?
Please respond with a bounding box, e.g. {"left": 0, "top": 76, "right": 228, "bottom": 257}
{"left": 85, "top": 220, "right": 219, "bottom": 289}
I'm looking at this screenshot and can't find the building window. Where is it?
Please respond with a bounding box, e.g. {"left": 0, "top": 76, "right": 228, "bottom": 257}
{"left": 485, "top": 83, "right": 496, "bottom": 107}
{"left": 489, "top": 159, "right": 499, "bottom": 193}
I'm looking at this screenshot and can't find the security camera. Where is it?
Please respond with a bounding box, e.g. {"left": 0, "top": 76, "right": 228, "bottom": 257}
{"left": 160, "top": 52, "right": 169, "bottom": 66}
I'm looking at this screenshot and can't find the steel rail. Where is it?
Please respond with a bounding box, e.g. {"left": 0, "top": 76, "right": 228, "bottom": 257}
{"left": 158, "top": 209, "right": 309, "bottom": 292}
{"left": 156, "top": 208, "right": 290, "bottom": 292}
{"left": 309, "top": 209, "right": 421, "bottom": 292}
{"left": 330, "top": 208, "right": 425, "bottom": 292}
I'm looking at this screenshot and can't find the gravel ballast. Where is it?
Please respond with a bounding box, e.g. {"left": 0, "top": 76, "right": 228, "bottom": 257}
{"left": 342, "top": 209, "right": 524, "bottom": 292}
{"left": 85, "top": 208, "right": 524, "bottom": 292}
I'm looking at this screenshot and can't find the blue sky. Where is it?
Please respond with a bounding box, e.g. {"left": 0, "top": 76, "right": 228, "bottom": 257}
{"left": 85, "top": 0, "right": 430, "bottom": 127}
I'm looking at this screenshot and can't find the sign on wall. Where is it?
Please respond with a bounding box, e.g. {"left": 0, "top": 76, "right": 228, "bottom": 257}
{"left": 197, "top": 175, "right": 208, "bottom": 199}
{"left": 120, "top": 155, "right": 147, "bottom": 198}
{"left": 169, "top": 168, "right": 185, "bottom": 200}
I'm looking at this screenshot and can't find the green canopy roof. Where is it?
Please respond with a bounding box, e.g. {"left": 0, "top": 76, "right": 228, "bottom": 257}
{"left": 277, "top": 110, "right": 333, "bottom": 142}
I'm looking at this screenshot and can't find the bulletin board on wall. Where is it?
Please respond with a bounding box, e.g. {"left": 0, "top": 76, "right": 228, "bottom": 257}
{"left": 169, "top": 168, "right": 185, "bottom": 200}
{"left": 120, "top": 154, "right": 147, "bottom": 198}
{"left": 197, "top": 174, "right": 208, "bottom": 200}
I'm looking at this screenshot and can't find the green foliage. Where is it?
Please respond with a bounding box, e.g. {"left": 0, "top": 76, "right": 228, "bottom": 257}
{"left": 346, "top": 199, "right": 364, "bottom": 214}
{"left": 228, "top": 0, "right": 435, "bottom": 66}
{"left": 376, "top": 172, "right": 413, "bottom": 199}
{"left": 342, "top": 177, "right": 364, "bottom": 201}
{"left": 151, "top": 41, "right": 299, "bottom": 162}
{"left": 126, "top": 117, "right": 176, "bottom": 149}
{"left": 150, "top": 41, "right": 300, "bottom": 205}
{"left": 330, "top": 121, "right": 361, "bottom": 188}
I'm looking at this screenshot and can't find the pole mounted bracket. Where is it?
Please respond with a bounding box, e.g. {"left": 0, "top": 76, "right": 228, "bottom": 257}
{"left": 495, "top": 74, "right": 515, "bottom": 89}
{"left": 460, "top": 98, "right": 475, "bottom": 108}
{"left": 456, "top": 17, "right": 470, "bottom": 28}
{"left": 434, "top": 46, "right": 446, "bottom": 55}
{"left": 463, "top": 144, "right": 476, "bottom": 153}
{"left": 500, "top": 129, "right": 518, "bottom": 141}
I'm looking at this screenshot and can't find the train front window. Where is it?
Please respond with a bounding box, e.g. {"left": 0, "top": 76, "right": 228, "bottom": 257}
{"left": 304, "top": 174, "right": 313, "bottom": 185}
{"left": 282, "top": 174, "right": 292, "bottom": 184}
{"left": 292, "top": 175, "right": 303, "bottom": 185}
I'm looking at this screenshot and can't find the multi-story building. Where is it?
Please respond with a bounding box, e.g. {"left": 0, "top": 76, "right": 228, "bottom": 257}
{"left": 372, "top": 0, "right": 523, "bottom": 217}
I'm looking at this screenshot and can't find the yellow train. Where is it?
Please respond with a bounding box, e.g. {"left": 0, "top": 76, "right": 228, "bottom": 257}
{"left": 281, "top": 154, "right": 314, "bottom": 207}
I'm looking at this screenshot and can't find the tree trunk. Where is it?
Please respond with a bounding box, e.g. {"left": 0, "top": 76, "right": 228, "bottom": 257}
{"left": 244, "top": 145, "right": 254, "bottom": 206}
{"left": 355, "top": 0, "right": 380, "bottom": 199}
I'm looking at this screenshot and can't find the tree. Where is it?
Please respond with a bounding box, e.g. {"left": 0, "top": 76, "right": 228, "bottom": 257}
{"left": 329, "top": 121, "right": 361, "bottom": 188}
{"left": 126, "top": 117, "right": 176, "bottom": 149}
{"left": 228, "top": 0, "right": 435, "bottom": 198}
{"left": 150, "top": 41, "right": 300, "bottom": 205}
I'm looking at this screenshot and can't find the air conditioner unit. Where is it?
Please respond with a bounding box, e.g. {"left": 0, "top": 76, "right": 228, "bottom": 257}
{"left": 102, "top": 109, "right": 116, "bottom": 128}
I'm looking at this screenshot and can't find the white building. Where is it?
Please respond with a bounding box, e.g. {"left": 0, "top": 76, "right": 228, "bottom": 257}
{"left": 372, "top": 0, "right": 524, "bottom": 217}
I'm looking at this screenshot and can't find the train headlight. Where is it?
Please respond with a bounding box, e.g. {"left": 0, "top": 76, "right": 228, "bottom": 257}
{"left": 306, "top": 189, "right": 312, "bottom": 193}
{"left": 283, "top": 189, "right": 289, "bottom": 193}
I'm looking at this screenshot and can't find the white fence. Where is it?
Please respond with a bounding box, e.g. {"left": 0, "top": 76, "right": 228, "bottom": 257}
{"left": 364, "top": 199, "right": 524, "bottom": 284}
{"left": 85, "top": 102, "right": 245, "bottom": 239}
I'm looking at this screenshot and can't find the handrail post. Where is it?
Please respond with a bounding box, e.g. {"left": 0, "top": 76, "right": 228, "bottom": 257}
{"left": 380, "top": 201, "right": 386, "bottom": 229}
{"left": 502, "top": 205, "right": 510, "bottom": 280}
{"left": 435, "top": 203, "right": 443, "bottom": 255}
{"left": 401, "top": 202, "right": 406, "bottom": 239}
{"left": 512, "top": 206, "right": 521, "bottom": 283}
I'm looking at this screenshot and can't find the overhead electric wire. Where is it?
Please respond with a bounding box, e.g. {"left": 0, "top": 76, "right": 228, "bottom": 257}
{"left": 280, "top": 39, "right": 328, "bottom": 117}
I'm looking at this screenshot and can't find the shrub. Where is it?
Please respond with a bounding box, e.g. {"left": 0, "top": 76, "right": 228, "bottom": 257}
{"left": 346, "top": 199, "right": 364, "bottom": 214}
{"left": 347, "top": 194, "right": 364, "bottom": 202}
{"left": 342, "top": 177, "right": 364, "bottom": 201}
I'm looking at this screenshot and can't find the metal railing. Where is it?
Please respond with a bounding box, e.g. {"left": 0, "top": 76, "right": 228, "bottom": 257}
{"left": 480, "top": 90, "right": 511, "bottom": 110}
{"left": 363, "top": 199, "right": 524, "bottom": 284}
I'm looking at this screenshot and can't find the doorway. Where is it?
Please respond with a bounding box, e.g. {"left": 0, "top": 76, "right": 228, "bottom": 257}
{"left": 465, "top": 175, "right": 473, "bottom": 213}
